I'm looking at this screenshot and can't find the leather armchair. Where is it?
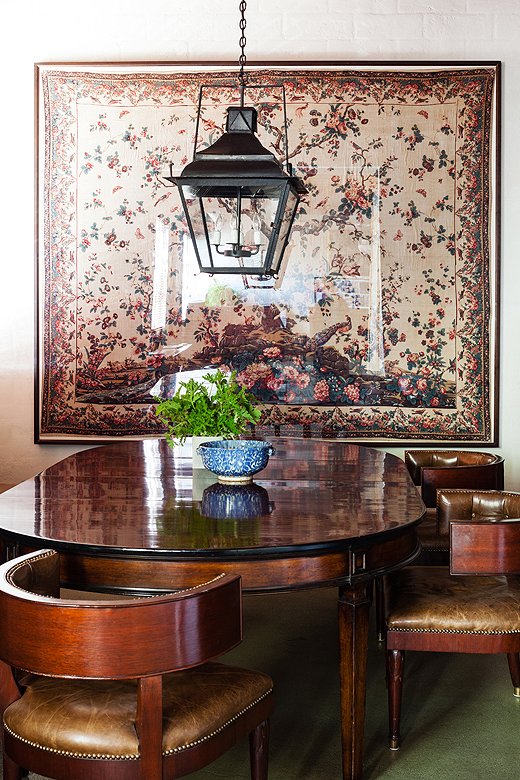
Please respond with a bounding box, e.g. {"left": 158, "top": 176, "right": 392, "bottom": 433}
{"left": 385, "top": 489, "right": 520, "bottom": 752}
{"left": 405, "top": 450, "right": 504, "bottom": 507}
{"left": 404, "top": 450, "right": 504, "bottom": 563}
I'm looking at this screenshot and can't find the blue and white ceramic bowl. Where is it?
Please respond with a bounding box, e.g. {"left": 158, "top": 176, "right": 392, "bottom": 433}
{"left": 196, "top": 439, "right": 275, "bottom": 483}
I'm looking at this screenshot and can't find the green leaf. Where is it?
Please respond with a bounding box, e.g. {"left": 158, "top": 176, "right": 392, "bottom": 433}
{"left": 152, "top": 369, "right": 261, "bottom": 446}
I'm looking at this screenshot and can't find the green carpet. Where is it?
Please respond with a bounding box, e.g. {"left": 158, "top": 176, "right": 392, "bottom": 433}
{"left": 22, "top": 588, "right": 520, "bottom": 779}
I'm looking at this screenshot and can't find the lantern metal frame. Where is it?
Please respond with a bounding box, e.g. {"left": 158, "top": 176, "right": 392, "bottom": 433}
{"left": 164, "top": 2, "right": 306, "bottom": 278}
{"left": 165, "top": 83, "right": 307, "bottom": 278}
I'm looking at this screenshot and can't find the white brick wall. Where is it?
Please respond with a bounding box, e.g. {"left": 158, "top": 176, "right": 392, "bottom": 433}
{"left": 330, "top": 0, "right": 398, "bottom": 11}
{"left": 282, "top": 14, "right": 353, "bottom": 40}
{"left": 399, "top": 0, "right": 466, "bottom": 12}
{"left": 468, "top": 0, "right": 520, "bottom": 12}
{"left": 0, "top": 0, "right": 519, "bottom": 486}
{"left": 496, "top": 13, "right": 520, "bottom": 40}
{"left": 354, "top": 13, "right": 424, "bottom": 39}
{"left": 5, "top": 1, "right": 516, "bottom": 60}
{"left": 423, "top": 13, "right": 491, "bottom": 39}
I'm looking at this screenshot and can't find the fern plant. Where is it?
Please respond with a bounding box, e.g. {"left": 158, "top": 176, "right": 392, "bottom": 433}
{"left": 154, "top": 369, "right": 261, "bottom": 447}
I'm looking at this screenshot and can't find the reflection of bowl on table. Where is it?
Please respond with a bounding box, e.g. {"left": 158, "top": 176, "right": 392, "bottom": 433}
{"left": 201, "top": 482, "right": 274, "bottom": 520}
{"left": 196, "top": 440, "right": 275, "bottom": 484}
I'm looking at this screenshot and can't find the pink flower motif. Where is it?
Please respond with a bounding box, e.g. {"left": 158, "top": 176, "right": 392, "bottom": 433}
{"left": 263, "top": 346, "right": 281, "bottom": 358}
{"left": 239, "top": 376, "right": 255, "bottom": 389}
{"left": 146, "top": 355, "right": 163, "bottom": 368}
{"left": 267, "top": 376, "right": 284, "bottom": 392}
{"left": 398, "top": 377, "right": 413, "bottom": 395}
{"left": 345, "top": 384, "right": 360, "bottom": 402}
{"left": 431, "top": 397, "right": 440, "bottom": 407}
{"left": 416, "top": 378, "right": 428, "bottom": 392}
{"left": 313, "top": 380, "right": 330, "bottom": 402}
{"left": 237, "top": 362, "right": 273, "bottom": 389}
{"left": 283, "top": 365, "right": 299, "bottom": 381}
{"left": 295, "top": 373, "right": 310, "bottom": 389}
{"left": 326, "top": 111, "right": 341, "bottom": 130}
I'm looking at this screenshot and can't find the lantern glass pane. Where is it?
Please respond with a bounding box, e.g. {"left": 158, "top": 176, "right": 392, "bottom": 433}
{"left": 183, "top": 183, "right": 287, "bottom": 274}
{"left": 151, "top": 166, "right": 386, "bottom": 412}
{"left": 269, "top": 188, "right": 299, "bottom": 276}
{"left": 180, "top": 193, "right": 211, "bottom": 270}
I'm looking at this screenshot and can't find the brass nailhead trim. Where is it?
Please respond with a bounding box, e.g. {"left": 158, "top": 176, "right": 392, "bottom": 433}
{"left": 164, "top": 687, "right": 273, "bottom": 755}
{"left": 6, "top": 551, "right": 56, "bottom": 599}
{"left": 421, "top": 546, "right": 449, "bottom": 552}
{"left": 6, "top": 552, "right": 227, "bottom": 601}
{"left": 4, "top": 688, "right": 273, "bottom": 760}
{"left": 2, "top": 724, "right": 139, "bottom": 760}
{"left": 436, "top": 488, "right": 520, "bottom": 506}
{"left": 408, "top": 452, "right": 501, "bottom": 461}
{"left": 390, "top": 626, "right": 520, "bottom": 635}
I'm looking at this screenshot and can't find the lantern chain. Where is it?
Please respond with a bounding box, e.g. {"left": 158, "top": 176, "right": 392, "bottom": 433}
{"left": 238, "top": 0, "right": 247, "bottom": 101}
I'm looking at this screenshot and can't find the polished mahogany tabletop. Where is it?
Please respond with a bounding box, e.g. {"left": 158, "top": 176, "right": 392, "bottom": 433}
{"left": 0, "top": 438, "right": 424, "bottom": 562}
{"left": 0, "top": 437, "right": 424, "bottom": 780}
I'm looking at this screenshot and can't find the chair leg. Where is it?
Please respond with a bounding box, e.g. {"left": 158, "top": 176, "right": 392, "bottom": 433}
{"left": 3, "top": 752, "right": 22, "bottom": 780}
{"left": 375, "top": 576, "right": 385, "bottom": 643}
{"left": 386, "top": 649, "right": 405, "bottom": 750}
{"left": 249, "top": 719, "right": 269, "bottom": 780}
{"left": 507, "top": 653, "right": 520, "bottom": 697}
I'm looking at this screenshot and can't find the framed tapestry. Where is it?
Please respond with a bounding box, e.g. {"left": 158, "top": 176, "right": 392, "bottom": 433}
{"left": 35, "top": 61, "right": 500, "bottom": 444}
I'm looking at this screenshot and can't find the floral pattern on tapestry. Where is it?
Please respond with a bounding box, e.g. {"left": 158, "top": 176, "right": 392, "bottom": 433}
{"left": 36, "top": 63, "right": 498, "bottom": 443}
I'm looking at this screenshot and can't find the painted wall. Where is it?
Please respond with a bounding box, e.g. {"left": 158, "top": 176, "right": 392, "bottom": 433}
{"left": 1, "top": 0, "right": 519, "bottom": 487}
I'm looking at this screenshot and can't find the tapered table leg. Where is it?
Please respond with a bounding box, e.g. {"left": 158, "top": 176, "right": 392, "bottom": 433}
{"left": 338, "top": 582, "right": 371, "bottom": 780}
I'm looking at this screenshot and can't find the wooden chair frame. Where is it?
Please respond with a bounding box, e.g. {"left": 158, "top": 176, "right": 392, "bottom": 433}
{"left": 404, "top": 450, "right": 504, "bottom": 508}
{"left": 0, "top": 550, "right": 273, "bottom": 780}
{"left": 385, "top": 504, "right": 520, "bottom": 751}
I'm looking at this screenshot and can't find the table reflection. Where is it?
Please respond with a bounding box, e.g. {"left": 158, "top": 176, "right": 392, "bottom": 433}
{"left": 201, "top": 482, "right": 274, "bottom": 520}
{"left": 0, "top": 439, "right": 423, "bottom": 552}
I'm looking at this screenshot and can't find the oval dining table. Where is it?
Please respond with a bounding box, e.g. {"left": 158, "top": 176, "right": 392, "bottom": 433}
{"left": 0, "top": 437, "right": 424, "bottom": 780}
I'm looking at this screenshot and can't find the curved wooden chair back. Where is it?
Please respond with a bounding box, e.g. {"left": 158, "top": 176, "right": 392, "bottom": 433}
{"left": 404, "top": 450, "right": 504, "bottom": 507}
{"left": 0, "top": 550, "right": 241, "bottom": 679}
{"left": 0, "top": 550, "right": 273, "bottom": 780}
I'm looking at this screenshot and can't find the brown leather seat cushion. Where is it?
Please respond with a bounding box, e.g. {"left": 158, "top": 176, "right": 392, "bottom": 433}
{"left": 386, "top": 567, "right": 520, "bottom": 634}
{"left": 4, "top": 662, "right": 273, "bottom": 759}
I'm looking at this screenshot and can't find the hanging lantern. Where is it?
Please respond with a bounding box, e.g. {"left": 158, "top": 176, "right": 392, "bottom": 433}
{"left": 165, "top": 2, "right": 307, "bottom": 278}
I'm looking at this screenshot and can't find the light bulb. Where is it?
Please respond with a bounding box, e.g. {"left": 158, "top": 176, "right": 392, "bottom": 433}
{"left": 252, "top": 213, "right": 262, "bottom": 245}
{"left": 209, "top": 213, "right": 222, "bottom": 245}
{"left": 229, "top": 212, "right": 239, "bottom": 245}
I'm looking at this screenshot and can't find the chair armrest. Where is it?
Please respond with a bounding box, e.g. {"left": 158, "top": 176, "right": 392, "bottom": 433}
{"left": 405, "top": 451, "right": 504, "bottom": 506}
